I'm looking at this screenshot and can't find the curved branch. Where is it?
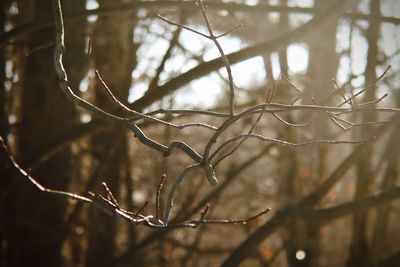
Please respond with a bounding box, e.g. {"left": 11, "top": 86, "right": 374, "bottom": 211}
{"left": 301, "top": 187, "right": 400, "bottom": 224}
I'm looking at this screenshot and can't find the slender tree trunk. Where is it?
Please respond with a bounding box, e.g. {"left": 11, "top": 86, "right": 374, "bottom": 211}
{"left": 347, "top": 1, "right": 380, "bottom": 266}
{"left": 3, "top": 1, "right": 86, "bottom": 266}
{"left": 274, "top": 2, "right": 308, "bottom": 266}
{"left": 371, "top": 124, "right": 400, "bottom": 264}
{"left": 5, "top": 0, "right": 80, "bottom": 265}
{"left": 86, "top": 1, "right": 137, "bottom": 265}
{"left": 278, "top": 0, "right": 289, "bottom": 77}
{"left": 301, "top": 0, "right": 340, "bottom": 265}
{"left": 0, "top": 3, "right": 9, "bottom": 266}
{"left": 0, "top": 1, "right": 7, "bottom": 140}
{"left": 60, "top": 1, "right": 88, "bottom": 266}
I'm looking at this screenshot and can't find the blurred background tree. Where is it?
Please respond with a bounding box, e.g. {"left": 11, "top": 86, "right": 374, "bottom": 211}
{"left": 1, "top": 0, "right": 400, "bottom": 266}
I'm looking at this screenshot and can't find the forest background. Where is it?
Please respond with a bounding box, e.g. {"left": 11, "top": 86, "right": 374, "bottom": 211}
{"left": 1, "top": 0, "right": 400, "bottom": 266}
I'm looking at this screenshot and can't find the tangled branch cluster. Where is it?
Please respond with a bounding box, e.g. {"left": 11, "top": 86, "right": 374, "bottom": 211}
{"left": 2, "top": 0, "right": 399, "bottom": 230}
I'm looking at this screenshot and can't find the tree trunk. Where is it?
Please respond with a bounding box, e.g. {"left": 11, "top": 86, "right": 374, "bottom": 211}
{"left": 86, "top": 1, "right": 137, "bottom": 265}
{"left": 347, "top": 1, "right": 380, "bottom": 266}
{"left": 3, "top": 1, "right": 86, "bottom": 266}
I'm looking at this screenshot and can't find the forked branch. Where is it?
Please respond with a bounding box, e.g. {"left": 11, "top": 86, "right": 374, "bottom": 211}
{"left": 1, "top": 135, "right": 270, "bottom": 228}
{"left": 49, "top": 0, "right": 399, "bottom": 227}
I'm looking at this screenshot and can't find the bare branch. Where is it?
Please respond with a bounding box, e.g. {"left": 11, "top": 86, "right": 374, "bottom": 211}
{"left": 156, "top": 174, "right": 166, "bottom": 221}
{"left": 201, "top": 207, "right": 271, "bottom": 225}
{"left": 338, "top": 65, "right": 391, "bottom": 107}
{"left": 134, "top": 201, "right": 149, "bottom": 219}
{"left": 183, "top": 207, "right": 271, "bottom": 228}
{"left": 333, "top": 78, "right": 355, "bottom": 108}
{"left": 0, "top": 136, "right": 93, "bottom": 204}
{"left": 157, "top": 14, "right": 211, "bottom": 39}
{"left": 197, "top": 0, "right": 236, "bottom": 116}
{"left": 215, "top": 133, "right": 374, "bottom": 150}
{"left": 272, "top": 113, "right": 308, "bottom": 127}
{"left": 163, "top": 164, "right": 200, "bottom": 224}
{"left": 215, "top": 23, "right": 243, "bottom": 39}
{"left": 301, "top": 187, "right": 400, "bottom": 224}
{"left": 101, "top": 182, "right": 119, "bottom": 207}
{"left": 96, "top": 70, "right": 218, "bottom": 131}
{"left": 281, "top": 73, "right": 303, "bottom": 94}
{"left": 44, "top": 0, "right": 400, "bottom": 235}
{"left": 211, "top": 86, "right": 274, "bottom": 165}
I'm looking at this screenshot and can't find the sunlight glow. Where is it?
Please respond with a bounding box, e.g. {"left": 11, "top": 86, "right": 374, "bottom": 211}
{"left": 86, "top": 0, "right": 98, "bottom": 10}
{"left": 128, "top": 82, "right": 148, "bottom": 103}
{"left": 296, "top": 250, "right": 306, "bottom": 260}
{"left": 8, "top": 2, "right": 19, "bottom": 15}
{"left": 271, "top": 52, "right": 281, "bottom": 80}
{"left": 86, "top": 0, "right": 99, "bottom": 22}
{"left": 288, "top": 0, "right": 314, "bottom": 7}
{"left": 80, "top": 113, "right": 92, "bottom": 124}
{"left": 287, "top": 43, "right": 309, "bottom": 74}
{"left": 127, "top": 0, "right": 399, "bottom": 110}
{"left": 337, "top": 55, "right": 351, "bottom": 83}
{"left": 350, "top": 27, "right": 368, "bottom": 75}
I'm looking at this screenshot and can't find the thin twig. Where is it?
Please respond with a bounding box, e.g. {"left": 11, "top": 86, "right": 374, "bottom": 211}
{"left": 215, "top": 23, "right": 243, "bottom": 38}
{"left": 211, "top": 86, "right": 275, "bottom": 165}
{"left": 134, "top": 201, "right": 149, "bottom": 219}
{"left": 164, "top": 164, "right": 200, "bottom": 224}
{"left": 355, "top": 93, "right": 388, "bottom": 108}
{"left": 156, "top": 174, "right": 166, "bottom": 221}
{"left": 366, "top": 65, "right": 391, "bottom": 88}
{"left": 53, "top": 0, "right": 214, "bottom": 176}
{"left": 157, "top": 14, "right": 211, "bottom": 39}
{"left": 148, "top": 18, "right": 183, "bottom": 90}
{"left": 96, "top": 70, "right": 218, "bottom": 131}
{"left": 333, "top": 78, "right": 354, "bottom": 108}
{"left": 215, "top": 133, "right": 374, "bottom": 150}
{"left": 101, "top": 182, "right": 119, "bottom": 207}
{"left": 188, "top": 204, "right": 210, "bottom": 228}
{"left": 158, "top": 0, "right": 236, "bottom": 116}
{"left": 191, "top": 207, "right": 271, "bottom": 226}
{"left": 272, "top": 113, "right": 308, "bottom": 127}
{"left": 281, "top": 73, "right": 303, "bottom": 94}
{"left": 197, "top": 0, "right": 235, "bottom": 116}
{"left": 338, "top": 65, "right": 391, "bottom": 107}
{"left": 26, "top": 42, "right": 55, "bottom": 56}
{"left": 0, "top": 136, "right": 93, "bottom": 203}
{"left": 87, "top": 32, "right": 92, "bottom": 56}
